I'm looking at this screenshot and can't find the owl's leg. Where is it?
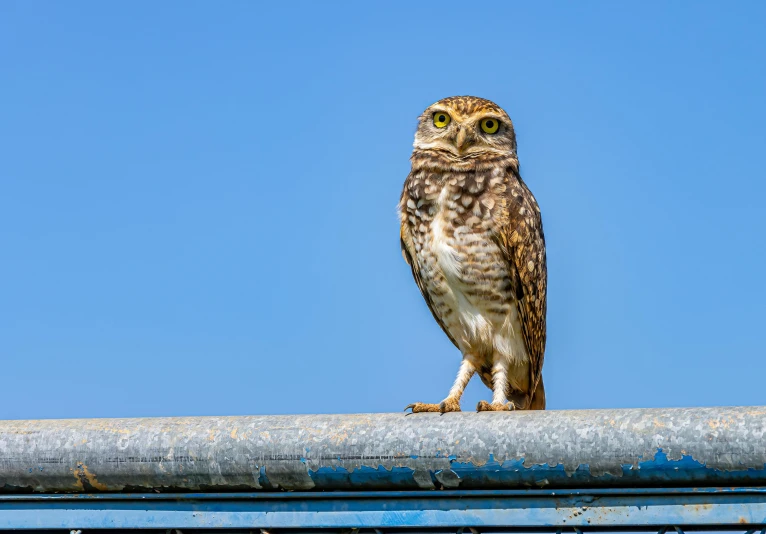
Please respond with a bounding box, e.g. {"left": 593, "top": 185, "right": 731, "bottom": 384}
{"left": 405, "top": 358, "right": 476, "bottom": 413}
{"left": 442, "top": 357, "right": 476, "bottom": 411}
{"left": 477, "top": 358, "right": 514, "bottom": 412}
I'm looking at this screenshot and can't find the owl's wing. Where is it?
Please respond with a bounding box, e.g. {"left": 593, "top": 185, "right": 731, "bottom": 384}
{"left": 400, "top": 222, "right": 460, "bottom": 349}
{"left": 497, "top": 169, "right": 547, "bottom": 407}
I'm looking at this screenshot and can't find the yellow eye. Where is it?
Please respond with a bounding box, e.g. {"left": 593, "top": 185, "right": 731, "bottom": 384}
{"left": 480, "top": 118, "right": 500, "bottom": 134}
{"left": 433, "top": 112, "right": 451, "bottom": 128}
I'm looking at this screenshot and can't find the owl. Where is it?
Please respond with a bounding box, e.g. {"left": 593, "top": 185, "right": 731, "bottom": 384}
{"left": 399, "top": 96, "right": 547, "bottom": 413}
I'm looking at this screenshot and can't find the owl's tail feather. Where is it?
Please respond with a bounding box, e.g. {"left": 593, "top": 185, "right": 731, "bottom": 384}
{"left": 507, "top": 376, "right": 546, "bottom": 410}
{"left": 528, "top": 377, "right": 546, "bottom": 410}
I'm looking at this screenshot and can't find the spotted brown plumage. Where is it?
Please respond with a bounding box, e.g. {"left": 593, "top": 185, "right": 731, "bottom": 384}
{"left": 399, "top": 96, "right": 547, "bottom": 413}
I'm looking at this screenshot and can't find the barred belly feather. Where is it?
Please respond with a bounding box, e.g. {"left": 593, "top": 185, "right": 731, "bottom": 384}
{"left": 411, "top": 169, "right": 529, "bottom": 393}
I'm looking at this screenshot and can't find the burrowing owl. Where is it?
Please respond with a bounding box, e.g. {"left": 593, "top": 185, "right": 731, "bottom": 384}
{"left": 400, "top": 96, "right": 547, "bottom": 413}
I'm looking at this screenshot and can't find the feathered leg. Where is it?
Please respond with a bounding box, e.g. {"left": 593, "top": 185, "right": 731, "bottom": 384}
{"left": 406, "top": 358, "right": 476, "bottom": 413}
{"left": 477, "top": 358, "right": 514, "bottom": 411}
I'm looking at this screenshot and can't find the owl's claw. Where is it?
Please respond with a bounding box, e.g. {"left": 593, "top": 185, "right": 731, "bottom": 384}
{"left": 439, "top": 397, "right": 462, "bottom": 413}
{"left": 476, "top": 400, "right": 516, "bottom": 412}
{"left": 405, "top": 399, "right": 461, "bottom": 414}
{"left": 405, "top": 402, "right": 441, "bottom": 413}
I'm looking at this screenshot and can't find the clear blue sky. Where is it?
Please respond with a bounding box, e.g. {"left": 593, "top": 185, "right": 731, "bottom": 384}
{"left": 2, "top": 2, "right": 765, "bottom": 420}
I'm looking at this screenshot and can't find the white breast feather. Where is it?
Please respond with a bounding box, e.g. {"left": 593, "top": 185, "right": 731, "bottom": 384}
{"left": 426, "top": 185, "right": 529, "bottom": 366}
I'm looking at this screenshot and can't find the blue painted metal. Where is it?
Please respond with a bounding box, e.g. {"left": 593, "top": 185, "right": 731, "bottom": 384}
{"left": 0, "top": 488, "right": 764, "bottom": 530}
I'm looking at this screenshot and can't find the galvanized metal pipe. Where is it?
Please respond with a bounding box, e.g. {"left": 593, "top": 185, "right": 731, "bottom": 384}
{"left": 0, "top": 406, "right": 764, "bottom": 493}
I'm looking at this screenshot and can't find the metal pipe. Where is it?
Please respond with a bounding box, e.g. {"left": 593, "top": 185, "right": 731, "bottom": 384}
{"left": 0, "top": 406, "right": 764, "bottom": 493}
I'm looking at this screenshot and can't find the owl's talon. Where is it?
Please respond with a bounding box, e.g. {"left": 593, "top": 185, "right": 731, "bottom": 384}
{"left": 476, "top": 400, "right": 515, "bottom": 412}
{"left": 405, "top": 402, "right": 442, "bottom": 413}
{"left": 438, "top": 398, "right": 461, "bottom": 413}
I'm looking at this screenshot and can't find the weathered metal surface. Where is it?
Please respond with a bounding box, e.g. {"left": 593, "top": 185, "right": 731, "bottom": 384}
{"left": 0, "top": 407, "right": 764, "bottom": 493}
{"left": 0, "top": 488, "right": 764, "bottom": 529}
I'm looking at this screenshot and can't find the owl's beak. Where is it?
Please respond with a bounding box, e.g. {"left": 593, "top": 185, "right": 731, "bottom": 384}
{"left": 454, "top": 126, "right": 473, "bottom": 150}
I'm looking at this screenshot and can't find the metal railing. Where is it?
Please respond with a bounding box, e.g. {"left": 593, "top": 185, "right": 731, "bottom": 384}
{"left": 0, "top": 406, "right": 764, "bottom": 530}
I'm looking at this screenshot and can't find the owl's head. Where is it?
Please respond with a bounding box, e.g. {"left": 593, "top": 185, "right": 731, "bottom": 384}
{"left": 413, "top": 96, "right": 517, "bottom": 159}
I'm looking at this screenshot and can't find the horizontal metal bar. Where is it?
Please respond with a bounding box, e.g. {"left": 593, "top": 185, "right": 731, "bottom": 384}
{"left": 0, "top": 488, "right": 764, "bottom": 529}
{"left": 1, "top": 487, "right": 766, "bottom": 501}
{"left": 1, "top": 407, "right": 765, "bottom": 492}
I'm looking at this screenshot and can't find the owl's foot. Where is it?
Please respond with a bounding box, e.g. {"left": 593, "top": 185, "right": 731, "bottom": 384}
{"left": 405, "top": 398, "right": 462, "bottom": 414}
{"left": 476, "top": 400, "right": 515, "bottom": 412}
{"left": 405, "top": 402, "right": 440, "bottom": 413}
